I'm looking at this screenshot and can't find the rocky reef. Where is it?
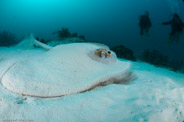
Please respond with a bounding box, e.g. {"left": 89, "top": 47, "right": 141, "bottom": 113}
{"left": 36, "top": 27, "right": 87, "bottom": 46}
{"left": 55, "top": 27, "right": 86, "bottom": 41}
{"left": 140, "top": 49, "right": 184, "bottom": 73}
{"left": 140, "top": 49, "right": 169, "bottom": 67}
{"left": 0, "top": 31, "right": 18, "bottom": 46}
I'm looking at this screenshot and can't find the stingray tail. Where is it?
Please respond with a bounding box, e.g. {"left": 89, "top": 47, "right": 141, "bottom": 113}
{"left": 34, "top": 39, "right": 52, "bottom": 50}
{"left": 28, "top": 34, "right": 53, "bottom": 50}
{"left": 17, "top": 34, "right": 53, "bottom": 50}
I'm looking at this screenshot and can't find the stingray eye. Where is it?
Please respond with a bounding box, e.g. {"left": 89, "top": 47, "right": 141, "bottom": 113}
{"left": 100, "top": 51, "right": 107, "bottom": 58}
{"left": 91, "top": 48, "right": 115, "bottom": 64}
{"left": 94, "top": 49, "right": 112, "bottom": 59}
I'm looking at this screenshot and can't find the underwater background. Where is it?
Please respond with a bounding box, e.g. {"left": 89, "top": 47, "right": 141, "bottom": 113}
{"left": 0, "top": 0, "right": 184, "bottom": 70}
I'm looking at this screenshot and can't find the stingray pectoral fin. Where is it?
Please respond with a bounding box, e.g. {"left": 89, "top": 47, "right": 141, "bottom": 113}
{"left": 34, "top": 40, "right": 53, "bottom": 50}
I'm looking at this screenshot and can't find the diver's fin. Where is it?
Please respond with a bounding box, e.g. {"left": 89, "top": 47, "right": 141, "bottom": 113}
{"left": 146, "top": 34, "right": 152, "bottom": 40}
{"left": 144, "top": 32, "right": 152, "bottom": 40}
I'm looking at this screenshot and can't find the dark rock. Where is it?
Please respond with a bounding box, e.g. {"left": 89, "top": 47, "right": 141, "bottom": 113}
{"left": 36, "top": 37, "right": 48, "bottom": 43}
{"left": 110, "top": 45, "right": 136, "bottom": 61}
{"left": 169, "top": 60, "right": 184, "bottom": 72}
{"left": 140, "top": 49, "right": 169, "bottom": 67}
{"left": 140, "top": 49, "right": 184, "bottom": 73}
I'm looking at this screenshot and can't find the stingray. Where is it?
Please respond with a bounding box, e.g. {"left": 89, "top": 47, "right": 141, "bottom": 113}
{"left": 0, "top": 36, "right": 133, "bottom": 98}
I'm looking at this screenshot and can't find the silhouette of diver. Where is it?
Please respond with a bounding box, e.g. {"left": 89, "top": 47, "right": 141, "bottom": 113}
{"left": 139, "top": 11, "right": 152, "bottom": 38}
{"left": 162, "top": 13, "right": 184, "bottom": 43}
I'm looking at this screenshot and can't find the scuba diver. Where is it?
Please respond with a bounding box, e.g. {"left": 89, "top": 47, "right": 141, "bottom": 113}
{"left": 139, "top": 11, "right": 152, "bottom": 38}
{"left": 162, "top": 13, "right": 184, "bottom": 43}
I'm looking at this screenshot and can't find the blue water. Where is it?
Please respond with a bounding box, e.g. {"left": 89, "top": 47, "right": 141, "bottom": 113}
{"left": 0, "top": 0, "right": 184, "bottom": 61}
